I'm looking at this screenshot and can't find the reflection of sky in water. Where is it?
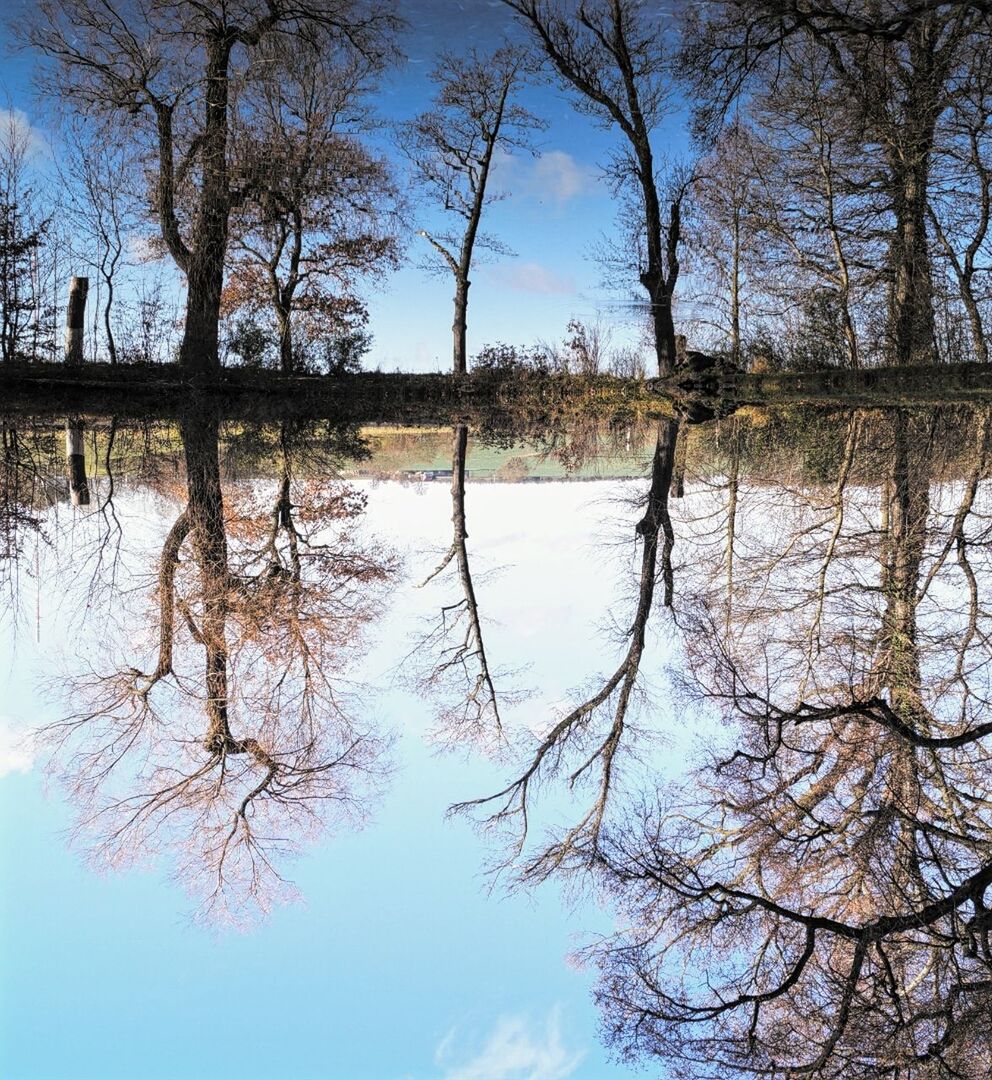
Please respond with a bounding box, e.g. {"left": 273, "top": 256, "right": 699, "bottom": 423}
{"left": 1, "top": 476, "right": 674, "bottom": 1080}
{"left": 4, "top": 404, "right": 992, "bottom": 1077}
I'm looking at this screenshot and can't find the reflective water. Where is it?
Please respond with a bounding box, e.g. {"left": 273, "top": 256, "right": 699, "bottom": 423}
{"left": 2, "top": 400, "right": 991, "bottom": 1078}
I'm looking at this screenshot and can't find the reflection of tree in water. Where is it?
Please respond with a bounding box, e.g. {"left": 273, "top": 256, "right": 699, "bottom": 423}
{"left": 1, "top": 420, "right": 47, "bottom": 603}
{"left": 42, "top": 412, "right": 397, "bottom": 924}
{"left": 457, "top": 417, "right": 679, "bottom": 883}
{"left": 581, "top": 407, "right": 992, "bottom": 1077}
{"left": 413, "top": 423, "right": 509, "bottom": 750}
{"left": 14, "top": 398, "right": 992, "bottom": 1067}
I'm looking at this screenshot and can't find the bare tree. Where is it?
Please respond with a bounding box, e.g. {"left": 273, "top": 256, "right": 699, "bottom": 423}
{"left": 27, "top": 0, "right": 399, "bottom": 377}
{"left": 401, "top": 46, "right": 542, "bottom": 375}
{"left": 454, "top": 417, "right": 680, "bottom": 883}
{"left": 41, "top": 411, "right": 398, "bottom": 924}
{"left": 506, "top": 0, "right": 687, "bottom": 374}
{"left": 224, "top": 38, "right": 400, "bottom": 373}
{"left": 59, "top": 123, "right": 140, "bottom": 364}
{"left": 412, "top": 424, "right": 509, "bottom": 750}
{"left": 399, "top": 48, "right": 539, "bottom": 749}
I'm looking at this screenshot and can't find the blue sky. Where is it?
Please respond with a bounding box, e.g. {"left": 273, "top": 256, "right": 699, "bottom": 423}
{"left": 0, "top": 0, "right": 693, "bottom": 371}
{"left": 0, "top": 729, "right": 616, "bottom": 1080}
{"left": 0, "top": 475, "right": 683, "bottom": 1080}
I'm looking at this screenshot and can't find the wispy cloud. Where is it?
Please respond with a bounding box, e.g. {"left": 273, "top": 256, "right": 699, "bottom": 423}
{"left": 436, "top": 1005, "right": 585, "bottom": 1080}
{"left": 491, "top": 149, "right": 599, "bottom": 207}
{"left": 489, "top": 261, "right": 576, "bottom": 296}
{"left": 529, "top": 151, "right": 597, "bottom": 205}
{"left": 0, "top": 107, "right": 49, "bottom": 160}
{"left": 0, "top": 720, "right": 34, "bottom": 779}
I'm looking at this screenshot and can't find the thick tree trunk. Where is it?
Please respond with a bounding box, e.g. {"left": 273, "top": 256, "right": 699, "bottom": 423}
{"left": 153, "top": 511, "right": 191, "bottom": 679}
{"left": 636, "top": 418, "right": 680, "bottom": 607}
{"left": 179, "top": 269, "right": 224, "bottom": 376}
{"left": 276, "top": 305, "right": 294, "bottom": 374}
{"left": 673, "top": 422, "right": 688, "bottom": 498}
{"left": 884, "top": 22, "right": 939, "bottom": 368}
{"left": 647, "top": 285, "right": 677, "bottom": 377}
{"left": 872, "top": 411, "right": 933, "bottom": 904}
{"left": 176, "top": 38, "right": 232, "bottom": 379}
{"left": 180, "top": 409, "right": 231, "bottom": 745}
{"left": 640, "top": 175, "right": 680, "bottom": 377}
{"left": 452, "top": 278, "right": 469, "bottom": 375}
{"left": 876, "top": 412, "right": 930, "bottom": 717}
{"left": 889, "top": 157, "right": 936, "bottom": 367}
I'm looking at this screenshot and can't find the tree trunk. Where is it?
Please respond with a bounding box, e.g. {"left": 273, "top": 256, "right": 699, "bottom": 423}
{"left": 179, "top": 269, "right": 225, "bottom": 376}
{"left": 961, "top": 278, "right": 988, "bottom": 365}
{"left": 103, "top": 274, "right": 117, "bottom": 364}
{"left": 888, "top": 156, "right": 936, "bottom": 366}
{"left": 636, "top": 418, "right": 680, "bottom": 607}
{"left": 276, "top": 305, "right": 294, "bottom": 375}
{"left": 179, "top": 408, "right": 231, "bottom": 745}
{"left": 730, "top": 205, "right": 741, "bottom": 367}
{"left": 724, "top": 418, "right": 741, "bottom": 631}
{"left": 884, "top": 23, "right": 938, "bottom": 368}
{"left": 673, "top": 422, "right": 688, "bottom": 498}
{"left": 876, "top": 412, "right": 930, "bottom": 716}
{"left": 648, "top": 285, "right": 677, "bottom": 377}
{"left": 64, "top": 276, "right": 88, "bottom": 366}
{"left": 452, "top": 277, "right": 469, "bottom": 375}
{"left": 176, "top": 37, "right": 232, "bottom": 379}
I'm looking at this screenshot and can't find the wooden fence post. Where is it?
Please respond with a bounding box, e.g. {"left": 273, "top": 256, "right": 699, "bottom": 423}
{"left": 65, "top": 276, "right": 89, "bottom": 366}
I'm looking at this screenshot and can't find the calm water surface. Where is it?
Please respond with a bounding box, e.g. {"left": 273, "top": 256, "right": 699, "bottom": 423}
{"left": 2, "top": 401, "right": 991, "bottom": 1078}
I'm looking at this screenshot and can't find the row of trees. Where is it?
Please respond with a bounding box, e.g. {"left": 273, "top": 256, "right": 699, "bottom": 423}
{"left": 9, "top": 1, "right": 992, "bottom": 380}
{"left": 0, "top": 0, "right": 402, "bottom": 373}
{"left": 685, "top": 4, "right": 992, "bottom": 369}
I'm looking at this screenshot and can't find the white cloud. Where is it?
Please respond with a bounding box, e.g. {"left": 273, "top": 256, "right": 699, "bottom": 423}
{"left": 0, "top": 720, "right": 34, "bottom": 778}
{"left": 489, "top": 261, "right": 576, "bottom": 296}
{"left": 436, "top": 1006, "right": 585, "bottom": 1080}
{"left": 491, "top": 149, "right": 599, "bottom": 207}
{"left": 0, "top": 107, "right": 49, "bottom": 160}
{"left": 530, "top": 152, "right": 596, "bottom": 204}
